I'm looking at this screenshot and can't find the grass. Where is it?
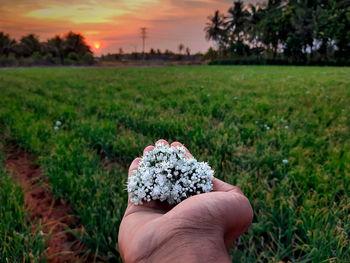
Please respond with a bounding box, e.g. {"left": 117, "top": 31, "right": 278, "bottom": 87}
{"left": 0, "top": 65, "right": 349, "bottom": 262}
{"left": 0, "top": 136, "right": 46, "bottom": 262}
{"left": 0, "top": 170, "right": 46, "bottom": 262}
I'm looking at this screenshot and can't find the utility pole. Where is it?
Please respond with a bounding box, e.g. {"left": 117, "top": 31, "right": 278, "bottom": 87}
{"left": 140, "top": 27, "right": 147, "bottom": 60}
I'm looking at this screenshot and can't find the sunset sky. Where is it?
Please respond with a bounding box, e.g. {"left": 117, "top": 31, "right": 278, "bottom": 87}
{"left": 0, "top": 0, "right": 259, "bottom": 55}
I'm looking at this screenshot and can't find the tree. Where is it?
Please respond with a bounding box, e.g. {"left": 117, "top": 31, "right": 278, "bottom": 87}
{"left": 226, "top": 1, "right": 250, "bottom": 42}
{"left": 333, "top": 1, "right": 350, "bottom": 58}
{"left": 63, "top": 31, "right": 91, "bottom": 57}
{"left": 186, "top": 47, "right": 191, "bottom": 56}
{"left": 290, "top": 0, "right": 315, "bottom": 57}
{"left": 204, "top": 10, "right": 227, "bottom": 51}
{"left": 17, "top": 34, "right": 41, "bottom": 57}
{"left": 314, "top": 3, "right": 332, "bottom": 59}
{"left": 46, "top": 35, "right": 64, "bottom": 64}
{"left": 178, "top": 43, "right": 185, "bottom": 55}
{"left": 203, "top": 0, "right": 349, "bottom": 62}
{"left": 246, "top": 4, "right": 265, "bottom": 58}
{"left": 0, "top": 32, "right": 16, "bottom": 57}
{"left": 203, "top": 47, "right": 218, "bottom": 60}
{"left": 164, "top": 49, "right": 173, "bottom": 56}
{"left": 257, "top": 0, "right": 288, "bottom": 58}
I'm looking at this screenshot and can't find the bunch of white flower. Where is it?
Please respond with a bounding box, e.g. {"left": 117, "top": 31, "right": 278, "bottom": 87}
{"left": 128, "top": 143, "right": 214, "bottom": 205}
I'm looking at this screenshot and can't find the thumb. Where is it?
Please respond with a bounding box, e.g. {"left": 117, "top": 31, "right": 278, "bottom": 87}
{"left": 212, "top": 178, "right": 253, "bottom": 249}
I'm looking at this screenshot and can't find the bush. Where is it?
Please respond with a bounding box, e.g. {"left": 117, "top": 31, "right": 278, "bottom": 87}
{"left": 80, "top": 53, "right": 94, "bottom": 65}
{"left": 0, "top": 54, "right": 17, "bottom": 67}
{"left": 202, "top": 47, "right": 218, "bottom": 61}
{"left": 208, "top": 58, "right": 350, "bottom": 66}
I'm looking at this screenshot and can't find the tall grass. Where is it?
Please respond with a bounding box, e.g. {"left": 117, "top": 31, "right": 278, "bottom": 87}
{"left": 0, "top": 66, "right": 349, "bottom": 262}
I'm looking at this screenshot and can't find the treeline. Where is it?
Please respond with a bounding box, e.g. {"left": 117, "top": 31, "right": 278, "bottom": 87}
{"left": 0, "top": 32, "right": 94, "bottom": 66}
{"left": 204, "top": 0, "right": 350, "bottom": 64}
{"left": 100, "top": 45, "right": 202, "bottom": 62}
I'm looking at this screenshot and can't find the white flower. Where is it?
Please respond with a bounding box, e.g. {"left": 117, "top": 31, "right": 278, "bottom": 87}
{"left": 282, "top": 159, "right": 289, "bottom": 164}
{"left": 54, "top": 126, "right": 59, "bottom": 130}
{"left": 127, "top": 142, "right": 214, "bottom": 205}
{"left": 285, "top": 125, "right": 289, "bottom": 129}
{"left": 56, "top": 121, "right": 62, "bottom": 126}
{"left": 266, "top": 126, "right": 270, "bottom": 130}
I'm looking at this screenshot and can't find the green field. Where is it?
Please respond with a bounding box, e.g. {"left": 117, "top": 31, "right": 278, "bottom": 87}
{"left": 0, "top": 66, "right": 349, "bottom": 262}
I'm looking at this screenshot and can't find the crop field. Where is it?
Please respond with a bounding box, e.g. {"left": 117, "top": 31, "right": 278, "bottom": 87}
{"left": 0, "top": 66, "right": 349, "bottom": 262}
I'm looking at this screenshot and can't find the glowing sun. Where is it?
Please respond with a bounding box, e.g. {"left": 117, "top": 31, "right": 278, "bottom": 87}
{"left": 94, "top": 42, "right": 101, "bottom": 50}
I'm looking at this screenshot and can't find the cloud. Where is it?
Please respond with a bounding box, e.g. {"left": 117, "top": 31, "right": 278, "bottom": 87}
{"left": 168, "top": 0, "right": 215, "bottom": 8}
{"left": 25, "top": 4, "right": 127, "bottom": 23}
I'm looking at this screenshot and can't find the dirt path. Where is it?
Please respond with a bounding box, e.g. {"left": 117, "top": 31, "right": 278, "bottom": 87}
{"left": 5, "top": 146, "right": 89, "bottom": 263}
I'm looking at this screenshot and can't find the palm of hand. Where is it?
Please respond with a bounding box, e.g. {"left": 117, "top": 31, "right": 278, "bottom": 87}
{"left": 118, "top": 141, "right": 253, "bottom": 263}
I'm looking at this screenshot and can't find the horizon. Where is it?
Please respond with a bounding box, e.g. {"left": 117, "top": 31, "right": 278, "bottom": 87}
{"left": 1, "top": 0, "right": 262, "bottom": 55}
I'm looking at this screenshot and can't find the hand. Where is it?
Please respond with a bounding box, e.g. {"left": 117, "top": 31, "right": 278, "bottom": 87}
{"left": 118, "top": 140, "right": 253, "bottom": 263}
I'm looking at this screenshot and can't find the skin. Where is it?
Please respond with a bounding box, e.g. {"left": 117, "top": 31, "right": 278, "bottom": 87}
{"left": 118, "top": 139, "right": 253, "bottom": 263}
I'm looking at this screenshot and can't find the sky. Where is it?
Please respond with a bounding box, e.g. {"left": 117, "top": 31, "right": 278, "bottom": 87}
{"left": 0, "top": 0, "right": 260, "bottom": 55}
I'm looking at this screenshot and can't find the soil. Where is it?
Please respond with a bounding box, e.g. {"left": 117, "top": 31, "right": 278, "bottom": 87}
{"left": 5, "top": 146, "right": 90, "bottom": 263}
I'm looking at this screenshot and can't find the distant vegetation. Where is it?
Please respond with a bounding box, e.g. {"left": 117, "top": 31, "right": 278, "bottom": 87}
{"left": 0, "top": 30, "right": 204, "bottom": 67}
{"left": 100, "top": 48, "right": 202, "bottom": 63}
{"left": 0, "top": 31, "right": 94, "bottom": 66}
{"left": 204, "top": 0, "right": 350, "bottom": 64}
{"left": 99, "top": 43, "right": 203, "bottom": 65}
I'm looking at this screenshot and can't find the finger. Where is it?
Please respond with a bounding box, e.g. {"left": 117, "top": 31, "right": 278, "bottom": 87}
{"left": 143, "top": 145, "right": 154, "bottom": 156}
{"left": 220, "top": 192, "right": 253, "bottom": 248}
{"left": 171, "top": 141, "right": 194, "bottom": 159}
{"left": 156, "top": 139, "right": 168, "bottom": 146}
{"left": 127, "top": 158, "right": 141, "bottom": 207}
{"left": 211, "top": 178, "right": 252, "bottom": 248}
{"left": 167, "top": 188, "right": 253, "bottom": 250}
{"left": 128, "top": 158, "right": 141, "bottom": 178}
{"left": 212, "top": 178, "right": 243, "bottom": 195}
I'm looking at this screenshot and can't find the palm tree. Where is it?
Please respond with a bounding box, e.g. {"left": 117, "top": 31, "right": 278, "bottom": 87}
{"left": 178, "top": 43, "right": 185, "bottom": 55}
{"left": 186, "top": 47, "right": 191, "bottom": 56}
{"left": 204, "top": 10, "right": 227, "bottom": 50}
{"left": 247, "top": 4, "right": 265, "bottom": 58}
{"left": 247, "top": 5, "right": 261, "bottom": 42}
{"left": 226, "top": 1, "right": 250, "bottom": 42}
